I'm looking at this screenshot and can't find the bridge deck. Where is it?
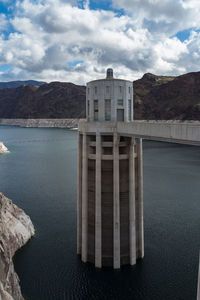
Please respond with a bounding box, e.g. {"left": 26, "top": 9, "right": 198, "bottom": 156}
{"left": 79, "top": 120, "right": 200, "bottom": 146}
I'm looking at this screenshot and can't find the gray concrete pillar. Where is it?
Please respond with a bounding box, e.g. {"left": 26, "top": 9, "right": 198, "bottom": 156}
{"left": 95, "top": 132, "right": 102, "bottom": 268}
{"left": 197, "top": 253, "right": 200, "bottom": 300}
{"left": 135, "top": 138, "right": 144, "bottom": 259}
{"left": 81, "top": 133, "right": 88, "bottom": 262}
{"left": 113, "top": 132, "right": 120, "bottom": 269}
{"left": 129, "top": 137, "right": 136, "bottom": 265}
{"left": 77, "top": 133, "right": 82, "bottom": 254}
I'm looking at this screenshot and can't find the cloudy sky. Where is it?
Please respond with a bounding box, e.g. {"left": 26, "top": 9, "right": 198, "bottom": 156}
{"left": 0, "top": 0, "right": 200, "bottom": 84}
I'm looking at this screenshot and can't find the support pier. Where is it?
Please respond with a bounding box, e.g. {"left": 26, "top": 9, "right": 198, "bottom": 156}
{"left": 77, "top": 128, "right": 144, "bottom": 268}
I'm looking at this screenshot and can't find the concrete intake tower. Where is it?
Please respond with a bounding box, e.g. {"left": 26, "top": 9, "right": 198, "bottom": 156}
{"left": 77, "top": 69, "right": 144, "bottom": 268}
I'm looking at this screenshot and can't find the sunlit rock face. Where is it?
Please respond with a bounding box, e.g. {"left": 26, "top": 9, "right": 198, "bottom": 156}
{"left": 0, "top": 193, "right": 35, "bottom": 300}
{"left": 0, "top": 142, "right": 9, "bottom": 154}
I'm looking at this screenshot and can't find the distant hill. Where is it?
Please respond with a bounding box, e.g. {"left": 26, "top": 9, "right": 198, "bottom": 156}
{"left": 0, "top": 80, "right": 46, "bottom": 90}
{"left": 0, "top": 82, "right": 86, "bottom": 118}
{"left": 134, "top": 72, "right": 200, "bottom": 120}
{"left": 0, "top": 72, "right": 199, "bottom": 120}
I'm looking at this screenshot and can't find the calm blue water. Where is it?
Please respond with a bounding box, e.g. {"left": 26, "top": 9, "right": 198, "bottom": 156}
{"left": 0, "top": 126, "right": 200, "bottom": 300}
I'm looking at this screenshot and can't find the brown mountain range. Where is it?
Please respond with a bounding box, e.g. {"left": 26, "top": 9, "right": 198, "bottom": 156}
{"left": 0, "top": 82, "right": 86, "bottom": 118}
{"left": 0, "top": 72, "right": 199, "bottom": 120}
{"left": 134, "top": 72, "right": 200, "bottom": 120}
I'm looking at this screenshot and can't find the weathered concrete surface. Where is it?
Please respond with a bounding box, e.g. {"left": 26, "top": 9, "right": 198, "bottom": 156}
{"left": 81, "top": 133, "right": 88, "bottom": 263}
{"left": 78, "top": 129, "right": 143, "bottom": 268}
{"left": 79, "top": 120, "right": 200, "bottom": 146}
{"left": 119, "top": 121, "right": 200, "bottom": 145}
{"left": 86, "top": 77, "right": 133, "bottom": 122}
{"left": 0, "top": 118, "right": 82, "bottom": 128}
{"left": 129, "top": 137, "right": 136, "bottom": 265}
{"left": 113, "top": 133, "right": 120, "bottom": 269}
{"left": 0, "top": 142, "right": 9, "bottom": 154}
{"left": 0, "top": 193, "right": 35, "bottom": 300}
{"left": 95, "top": 133, "right": 102, "bottom": 268}
{"left": 135, "top": 138, "right": 144, "bottom": 259}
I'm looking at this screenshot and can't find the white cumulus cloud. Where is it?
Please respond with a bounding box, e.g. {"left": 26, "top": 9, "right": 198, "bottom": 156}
{"left": 0, "top": 0, "right": 200, "bottom": 83}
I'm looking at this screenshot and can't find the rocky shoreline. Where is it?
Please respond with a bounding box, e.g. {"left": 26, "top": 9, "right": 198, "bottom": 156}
{"left": 0, "top": 118, "right": 82, "bottom": 128}
{"left": 0, "top": 142, "right": 9, "bottom": 154}
{"left": 0, "top": 193, "right": 35, "bottom": 300}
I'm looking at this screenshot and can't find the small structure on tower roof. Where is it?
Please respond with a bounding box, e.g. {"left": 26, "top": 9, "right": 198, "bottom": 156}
{"left": 106, "top": 68, "right": 113, "bottom": 79}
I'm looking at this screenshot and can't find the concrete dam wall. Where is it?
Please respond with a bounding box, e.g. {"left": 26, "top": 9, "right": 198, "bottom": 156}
{"left": 0, "top": 118, "right": 82, "bottom": 128}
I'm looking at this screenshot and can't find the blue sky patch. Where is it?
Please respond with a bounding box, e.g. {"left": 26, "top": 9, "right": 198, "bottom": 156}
{"left": 0, "top": 64, "right": 12, "bottom": 72}
{"left": 67, "top": 60, "right": 84, "bottom": 67}
{"left": 89, "top": 0, "right": 113, "bottom": 11}
{"left": 0, "top": 0, "right": 18, "bottom": 15}
{"left": 0, "top": 2, "right": 9, "bottom": 14}
{"left": 175, "top": 28, "right": 198, "bottom": 42}
{"left": 78, "top": 0, "right": 124, "bottom": 15}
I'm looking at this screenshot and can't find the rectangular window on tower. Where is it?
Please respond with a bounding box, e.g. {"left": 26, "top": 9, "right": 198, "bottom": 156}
{"left": 117, "top": 109, "right": 124, "bottom": 121}
{"left": 128, "top": 99, "right": 131, "bottom": 121}
{"left": 117, "top": 99, "right": 123, "bottom": 106}
{"left": 95, "top": 86, "right": 97, "bottom": 94}
{"left": 119, "top": 86, "right": 123, "bottom": 94}
{"left": 106, "top": 86, "right": 110, "bottom": 94}
{"left": 128, "top": 86, "right": 131, "bottom": 94}
{"left": 94, "top": 100, "right": 98, "bottom": 121}
{"left": 105, "top": 99, "right": 111, "bottom": 121}
{"left": 88, "top": 100, "right": 90, "bottom": 117}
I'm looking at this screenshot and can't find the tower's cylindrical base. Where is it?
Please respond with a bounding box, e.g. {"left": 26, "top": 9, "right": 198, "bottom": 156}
{"left": 77, "top": 124, "right": 144, "bottom": 268}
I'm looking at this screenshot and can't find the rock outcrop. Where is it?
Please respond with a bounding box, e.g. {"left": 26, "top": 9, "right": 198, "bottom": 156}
{"left": 0, "top": 193, "right": 35, "bottom": 300}
{"left": 0, "top": 142, "right": 9, "bottom": 154}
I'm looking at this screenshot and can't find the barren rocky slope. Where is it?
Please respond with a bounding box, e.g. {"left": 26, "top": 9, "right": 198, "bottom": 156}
{"left": 134, "top": 72, "right": 200, "bottom": 120}
{"left": 0, "top": 82, "right": 86, "bottom": 119}
{"left": 0, "top": 142, "right": 9, "bottom": 154}
{"left": 0, "top": 193, "right": 35, "bottom": 300}
{"left": 0, "top": 71, "right": 199, "bottom": 120}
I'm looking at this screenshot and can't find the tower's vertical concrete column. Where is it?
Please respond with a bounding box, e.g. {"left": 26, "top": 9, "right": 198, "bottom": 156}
{"left": 129, "top": 137, "right": 136, "bottom": 265}
{"left": 197, "top": 253, "right": 200, "bottom": 300}
{"left": 113, "top": 132, "right": 120, "bottom": 269}
{"left": 81, "top": 133, "right": 88, "bottom": 262}
{"left": 95, "top": 132, "right": 102, "bottom": 268}
{"left": 135, "top": 138, "right": 144, "bottom": 259}
{"left": 77, "top": 133, "right": 82, "bottom": 255}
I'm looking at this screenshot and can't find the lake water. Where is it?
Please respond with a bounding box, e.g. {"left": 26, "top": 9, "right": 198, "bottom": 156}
{"left": 0, "top": 126, "right": 199, "bottom": 300}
